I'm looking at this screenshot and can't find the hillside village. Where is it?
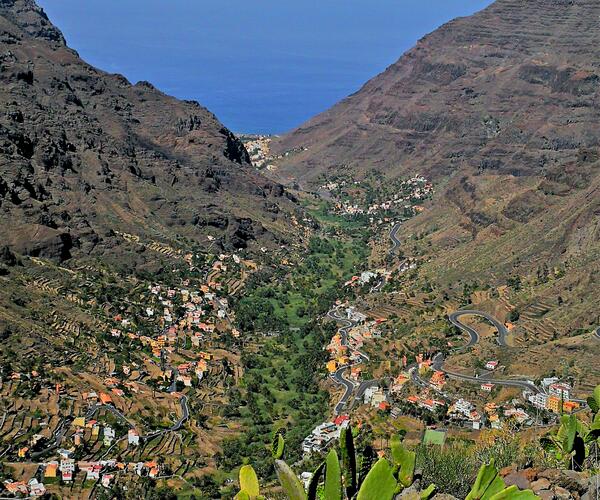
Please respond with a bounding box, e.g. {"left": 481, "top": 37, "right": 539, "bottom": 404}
{"left": 301, "top": 300, "right": 586, "bottom": 460}
{"left": 3, "top": 164, "right": 599, "bottom": 497}
{"left": 0, "top": 241, "right": 270, "bottom": 496}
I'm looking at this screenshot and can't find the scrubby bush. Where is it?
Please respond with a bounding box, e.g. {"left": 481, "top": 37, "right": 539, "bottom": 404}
{"left": 416, "top": 442, "right": 476, "bottom": 498}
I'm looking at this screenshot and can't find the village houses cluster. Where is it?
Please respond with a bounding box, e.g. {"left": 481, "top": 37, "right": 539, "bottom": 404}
{"left": 327, "top": 176, "right": 434, "bottom": 218}
{"left": 2, "top": 253, "right": 255, "bottom": 496}
{"left": 524, "top": 378, "right": 580, "bottom": 414}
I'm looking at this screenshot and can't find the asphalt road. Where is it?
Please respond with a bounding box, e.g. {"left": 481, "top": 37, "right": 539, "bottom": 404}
{"left": 144, "top": 395, "right": 189, "bottom": 439}
{"left": 388, "top": 222, "right": 403, "bottom": 255}
{"left": 449, "top": 310, "right": 510, "bottom": 347}
{"left": 432, "top": 353, "right": 540, "bottom": 394}
{"left": 435, "top": 310, "right": 541, "bottom": 393}
{"left": 327, "top": 308, "right": 373, "bottom": 415}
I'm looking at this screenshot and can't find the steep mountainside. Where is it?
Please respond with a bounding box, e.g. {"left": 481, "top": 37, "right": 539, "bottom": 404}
{"left": 273, "top": 0, "right": 600, "bottom": 335}
{"left": 274, "top": 0, "right": 600, "bottom": 185}
{"left": 0, "top": 0, "right": 298, "bottom": 263}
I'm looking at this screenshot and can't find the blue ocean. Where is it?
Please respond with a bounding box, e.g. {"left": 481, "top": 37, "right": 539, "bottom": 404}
{"left": 38, "top": 0, "right": 492, "bottom": 135}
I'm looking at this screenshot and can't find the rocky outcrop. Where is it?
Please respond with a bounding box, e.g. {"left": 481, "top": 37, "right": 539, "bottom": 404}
{"left": 396, "top": 469, "right": 598, "bottom": 500}
{"left": 0, "top": 0, "right": 298, "bottom": 262}
{"left": 501, "top": 467, "right": 598, "bottom": 500}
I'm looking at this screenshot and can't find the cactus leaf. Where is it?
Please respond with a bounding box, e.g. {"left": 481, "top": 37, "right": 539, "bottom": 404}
{"left": 307, "top": 462, "right": 325, "bottom": 500}
{"left": 465, "top": 461, "right": 506, "bottom": 500}
{"left": 272, "top": 433, "right": 285, "bottom": 459}
{"left": 275, "top": 459, "right": 307, "bottom": 500}
{"left": 340, "top": 425, "right": 357, "bottom": 497}
{"left": 324, "top": 449, "right": 342, "bottom": 500}
{"left": 390, "top": 434, "right": 416, "bottom": 487}
{"left": 239, "top": 465, "right": 260, "bottom": 498}
{"left": 488, "top": 485, "right": 539, "bottom": 499}
{"left": 420, "top": 484, "right": 437, "bottom": 500}
{"left": 356, "top": 458, "right": 398, "bottom": 500}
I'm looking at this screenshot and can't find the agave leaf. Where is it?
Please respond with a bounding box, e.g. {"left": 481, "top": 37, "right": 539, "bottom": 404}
{"left": 234, "top": 491, "right": 251, "bottom": 500}
{"left": 465, "top": 461, "right": 506, "bottom": 500}
{"left": 272, "top": 433, "right": 285, "bottom": 459}
{"left": 340, "top": 425, "right": 357, "bottom": 497}
{"left": 239, "top": 465, "right": 260, "bottom": 498}
{"left": 587, "top": 396, "right": 599, "bottom": 415}
{"left": 356, "top": 458, "right": 398, "bottom": 500}
{"left": 275, "top": 459, "right": 307, "bottom": 500}
{"left": 324, "top": 449, "right": 342, "bottom": 500}
{"left": 307, "top": 462, "right": 325, "bottom": 500}
{"left": 390, "top": 435, "right": 416, "bottom": 487}
{"left": 488, "top": 485, "right": 539, "bottom": 500}
{"left": 561, "top": 415, "right": 578, "bottom": 453}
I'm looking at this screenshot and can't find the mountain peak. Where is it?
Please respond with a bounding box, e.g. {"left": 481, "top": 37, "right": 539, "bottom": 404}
{"left": 0, "top": 0, "right": 66, "bottom": 44}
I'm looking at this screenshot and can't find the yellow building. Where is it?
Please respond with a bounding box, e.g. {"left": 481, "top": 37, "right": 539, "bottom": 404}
{"left": 44, "top": 463, "right": 58, "bottom": 479}
{"left": 72, "top": 417, "right": 85, "bottom": 427}
{"left": 327, "top": 360, "right": 338, "bottom": 373}
{"left": 546, "top": 395, "right": 561, "bottom": 413}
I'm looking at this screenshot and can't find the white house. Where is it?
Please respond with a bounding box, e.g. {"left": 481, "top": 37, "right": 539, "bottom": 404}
{"left": 128, "top": 429, "right": 140, "bottom": 446}
{"left": 549, "top": 383, "right": 571, "bottom": 401}
{"left": 103, "top": 426, "right": 116, "bottom": 446}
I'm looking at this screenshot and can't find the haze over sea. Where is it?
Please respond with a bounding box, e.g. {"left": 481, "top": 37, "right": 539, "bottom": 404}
{"left": 38, "top": 0, "right": 492, "bottom": 135}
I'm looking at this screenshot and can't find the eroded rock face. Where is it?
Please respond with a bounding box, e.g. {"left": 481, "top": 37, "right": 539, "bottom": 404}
{"left": 274, "top": 0, "right": 600, "bottom": 186}
{"left": 0, "top": 245, "right": 16, "bottom": 265}
{"left": 0, "top": 0, "right": 297, "bottom": 262}
{"left": 7, "top": 224, "right": 73, "bottom": 261}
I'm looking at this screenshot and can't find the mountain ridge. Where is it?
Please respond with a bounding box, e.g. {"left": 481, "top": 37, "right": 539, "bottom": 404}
{"left": 0, "top": 0, "right": 299, "bottom": 263}
{"left": 273, "top": 0, "right": 600, "bottom": 184}
{"left": 272, "top": 0, "right": 600, "bottom": 336}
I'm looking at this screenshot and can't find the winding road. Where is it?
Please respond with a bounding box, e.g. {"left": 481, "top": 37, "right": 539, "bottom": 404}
{"left": 448, "top": 310, "right": 510, "bottom": 348}
{"left": 388, "top": 222, "right": 402, "bottom": 255}
{"left": 433, "top": 310, "right": 541, "bottom": 393}
{"left": 327, "top": 219, "right": 593, "bottom": 420}
{"left": 327, "top": 309, "right": 371, "bottom": 415}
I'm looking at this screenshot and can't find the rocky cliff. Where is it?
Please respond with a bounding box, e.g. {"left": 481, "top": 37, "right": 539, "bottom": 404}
{"left": 274, "top": 0, "right": 600, "bottom": 186}
{"left": 0, "top": 0, "right": 298, "bottom": 262}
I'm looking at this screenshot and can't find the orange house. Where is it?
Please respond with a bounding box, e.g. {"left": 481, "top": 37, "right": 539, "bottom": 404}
{"left": 99, "top": 392, "right": 113, "bottom": 405}
{"left": 563, "top": 401, "right": 580, "bottom": 414}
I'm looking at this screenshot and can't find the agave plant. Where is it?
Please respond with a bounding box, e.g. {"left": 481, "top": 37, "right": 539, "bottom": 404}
{"left": 236, "top": 426, "right": 435, "bottom": 500}
{"left": 587, "top": 385, "right": 600, "bottom": 419}
{"left": 235, "top": 426, "right": 542, "bottom": 499}
{"left": 465, "top": 460, "right": 538, "bottom": 500}
{"left": 540, "top": 385, "right": 600, "bottom": 471}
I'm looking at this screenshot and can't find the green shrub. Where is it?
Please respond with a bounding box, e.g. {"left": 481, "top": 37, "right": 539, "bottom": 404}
{"left": 416, "top": 442, "right": 476, "bottom": 499}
